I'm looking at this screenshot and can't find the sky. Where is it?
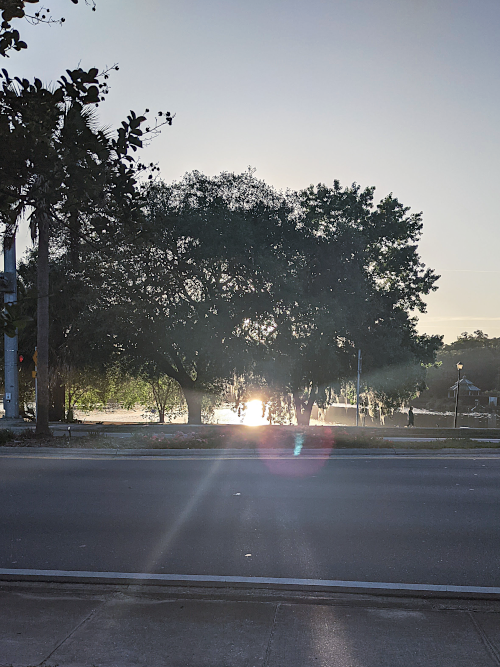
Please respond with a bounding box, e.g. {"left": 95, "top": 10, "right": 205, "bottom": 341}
{"left": 4, "top": 0, "right": 500, "bottom": 342}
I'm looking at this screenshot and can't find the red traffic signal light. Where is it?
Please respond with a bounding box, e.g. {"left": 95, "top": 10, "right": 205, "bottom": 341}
{"left": 19, "top": 355, "right": 24, "bottom": 362}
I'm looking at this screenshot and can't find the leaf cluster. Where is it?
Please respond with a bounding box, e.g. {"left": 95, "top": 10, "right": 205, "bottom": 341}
{"left": 0, "top": 0, "right": 96, "bottom": 57}
{"left": 0, "top": 67, "right": 171, "bottom": 261}
{"left": 0, "top": 300, "right": 30, "bottom": 336}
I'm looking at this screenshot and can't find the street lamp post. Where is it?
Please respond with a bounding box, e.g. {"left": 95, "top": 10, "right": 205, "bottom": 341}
{"left": 454, "top": 361, "right": 463, "bottom": 428}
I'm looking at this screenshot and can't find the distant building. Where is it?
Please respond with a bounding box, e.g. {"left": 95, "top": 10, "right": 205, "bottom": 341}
{"left": 448, "top": 376, "right": 481, "bottom": 398}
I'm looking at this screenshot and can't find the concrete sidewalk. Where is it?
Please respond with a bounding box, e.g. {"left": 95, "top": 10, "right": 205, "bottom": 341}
{"left": 2, "top": 582, "right": 500, "bottom": 667}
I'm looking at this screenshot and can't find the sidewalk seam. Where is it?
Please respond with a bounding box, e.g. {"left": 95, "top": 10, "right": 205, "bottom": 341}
{"left": 262, "top": 602, "right": 281, "bottom": 667}
{"left": 468, "top": 611, "right": 500, "bottom": 665}
{"left": 39, "top": 602, "right": 103, "bottom": 665}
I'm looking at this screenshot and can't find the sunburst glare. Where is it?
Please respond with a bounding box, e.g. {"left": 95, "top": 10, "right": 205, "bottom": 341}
{"left": 242, "top": 399, "right": 268, "bottom": 426}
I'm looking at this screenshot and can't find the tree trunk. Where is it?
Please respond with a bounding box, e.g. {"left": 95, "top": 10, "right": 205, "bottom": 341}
{"left": 158, "top": 409, "right": 165, "bottom": 424}
{"left": 36, "top": 220, "right": 51, "bottom": 436}
{"left": 293, "top": 390, "right": 315, "bottom": 426}
{"left": 183, "top": 387, "right": 203, "bottom": 425}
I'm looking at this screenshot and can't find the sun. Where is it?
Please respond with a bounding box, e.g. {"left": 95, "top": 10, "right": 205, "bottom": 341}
{"left": 242, "top": 399, "right": 267, "bottom": 426}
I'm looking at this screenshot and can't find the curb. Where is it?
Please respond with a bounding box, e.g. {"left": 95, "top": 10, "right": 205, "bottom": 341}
{"left": 1, "top": 569, "right": 500, "bottom": 600}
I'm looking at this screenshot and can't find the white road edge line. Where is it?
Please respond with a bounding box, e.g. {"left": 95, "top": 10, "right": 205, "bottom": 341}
{"left": 0, "top": 568, "right": 499, "bottom": 595}
{"left": 2, "top": 454, "right": 500, "bottom": 461}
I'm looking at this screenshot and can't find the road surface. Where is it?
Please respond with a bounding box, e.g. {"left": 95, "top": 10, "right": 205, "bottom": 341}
{"left": 1, "top": 452, "right": 499, "bottom": 587}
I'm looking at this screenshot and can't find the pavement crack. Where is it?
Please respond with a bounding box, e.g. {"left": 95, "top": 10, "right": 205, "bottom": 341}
{"left": 262, "top": 602, "right": 281, "bottom": 667}
{"left": 468, "top": 611, "right": 500, "bottom": 665}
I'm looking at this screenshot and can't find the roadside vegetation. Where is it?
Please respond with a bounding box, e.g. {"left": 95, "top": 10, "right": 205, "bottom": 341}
{"left": 417, "top": 331, "right": 500, "bottom": 412}
{"left": 0, "top": 426, "right": 498, "bottom": 451}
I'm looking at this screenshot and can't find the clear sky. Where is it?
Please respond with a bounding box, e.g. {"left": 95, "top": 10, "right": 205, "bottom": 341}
{"left": 5, "top": 0, "right": 500, "bottom": 342}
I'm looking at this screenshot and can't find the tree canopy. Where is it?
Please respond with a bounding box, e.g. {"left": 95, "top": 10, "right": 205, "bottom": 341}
{"left": 254, "top": 180, "right": 442, "bottom": 423}
{"left": 77, "top": 170, "right": 300, "bottom": 423}
{"left": 53, "top": 171, "right": 442, "bottom": 425}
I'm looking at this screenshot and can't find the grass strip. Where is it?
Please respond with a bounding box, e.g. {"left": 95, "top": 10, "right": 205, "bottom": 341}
{"left": 0, "top": 429, "right": 498, "bottom": 451}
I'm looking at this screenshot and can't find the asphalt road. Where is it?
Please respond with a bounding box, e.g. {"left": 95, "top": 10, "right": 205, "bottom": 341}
{"left": 1, "top": 453, "right": 500, "bottom": 587}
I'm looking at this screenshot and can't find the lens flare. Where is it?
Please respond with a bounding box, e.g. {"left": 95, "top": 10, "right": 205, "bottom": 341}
{"left": 293, "top": 433, "right": 304, "bottom": 456}
{"left": 257, "top": 429, "right": 334, "bottom": 478}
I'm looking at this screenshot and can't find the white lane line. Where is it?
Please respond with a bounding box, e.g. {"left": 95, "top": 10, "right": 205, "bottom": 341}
{"left": 384, "top": 438, "right": 448, "bottom": 442}
{"left": 385, "top": 437, "right": 500, "bottom": 444}
{"left": 472, "top": 439, "right": 500, "bottom": 443}
{"left": 0, "top": 568, "right": 499, "bottom": 595}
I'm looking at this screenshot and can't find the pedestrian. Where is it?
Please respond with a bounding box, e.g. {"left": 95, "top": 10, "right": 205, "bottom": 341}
{"left": 407, "top": 406, "right": 414, "bottom": 427}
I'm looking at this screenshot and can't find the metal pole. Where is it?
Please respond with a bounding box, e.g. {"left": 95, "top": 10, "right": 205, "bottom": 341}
{"left": 34, "top": 347, "right": 37, "bottom": 419}
{"left": 3, "top": 235, "right": 19, "bottom": 420}
{"left": 454, "top": 365, "right": 462, "bottom": 428}
{"left": 356, "top": 349, "right": 362, "bottom": 427}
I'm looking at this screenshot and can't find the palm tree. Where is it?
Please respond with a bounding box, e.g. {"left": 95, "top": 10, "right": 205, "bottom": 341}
{"left": 1, "top": 75, "right": 132, "bottom": 433}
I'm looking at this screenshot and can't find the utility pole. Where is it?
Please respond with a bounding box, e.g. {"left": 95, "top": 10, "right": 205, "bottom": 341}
{"left": 356, "top": 349, "right": 362, "bottom": 427}
{"left": 33, "top": 348, "right": 38, "bottom": 419}
{"left": 1, "top": 234, "right": 20, "bottom": 420}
